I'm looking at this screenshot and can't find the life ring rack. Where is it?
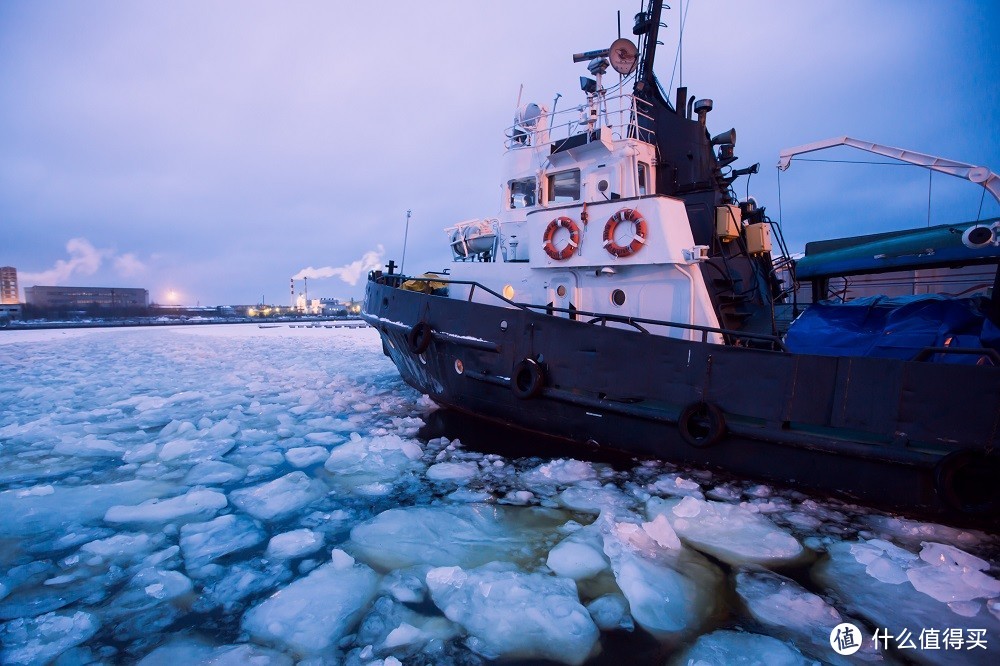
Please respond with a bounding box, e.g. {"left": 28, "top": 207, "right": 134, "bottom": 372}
{"left": 542, "top": 216, "right": 581, "bottom": 261}
{"left": 603, "top": 208, "right": 648, "bottom": 257}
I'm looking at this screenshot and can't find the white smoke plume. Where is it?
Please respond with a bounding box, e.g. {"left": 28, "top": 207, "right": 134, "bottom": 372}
{"left": 19, "top": 238, "right": 109, "bottom": 285}
{"left": 293, "top": 245, "right": 385, "bottom": 286}
{"left": 19, "top": 238, "right": 148, "bottom": 286}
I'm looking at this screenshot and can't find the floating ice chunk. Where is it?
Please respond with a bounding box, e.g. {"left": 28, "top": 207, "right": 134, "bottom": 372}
{"left": 671, "top": 630, "right": 818, "bottom": 666}
{"left": 323, "top": 434, "right": 424, "bottom": 495}
{"left": 641, "top": 514, "right": 681, "bottom": 550}
{"left": 864, "top": 515, "right": 984, "bottom": 550}
{"left": 80, "top": 532, "right": 162, "bottom": 563}
{"left": 446, "top": 489, "right": 493, "bottom": 503}
{"left": 104, "top": 489, "right": 227, "bottom": 525}
{"left": 349, "top": 504, "right": 569, "bottom": 570}
{"left": 648, "top": 474, "right": 704, "bottom": 499}
{"left": 230, "top": 472, "right": 325, "bottom": 521}
{"left": 133, "top": 568, "right": 193, "bottom": 601}
{"left": 303, "top": 432, "right": 342, "bottom": 446}
{"left": 919, "top": 541, "right": 991, "bottom": 571}
{"left": 556, "top": 485, "right": 633, "bottom": 515}
{"left": 123, "top": 443, "right": 158, "bottom": 464}
{"left": 0, "top": 611, "right": 100, "bottom": 666}
{"left": 426, "top": 461, "right": 478, "bottom": 483}
{"left": 330, "top": 548, "right": 355, "bottom": 569}
{"left": 0, "top": 480, "right": 170, "bottom": 537}
{"left": 158, "top": 435, "right": 235, "bottom": 462}
{"left": 265, "top": 529, "right": 324, "bottom": 560}
{"left": 522, "top": 459, "right": 597, "bottom": 486}
{"left": 354, "top": 595, "right": 460, "bottom": 657}
{"left": 907, "top": 561, "right": 1000, "bottom": 603}
{"left": 284, "top": 446, "right": 329, "bottom": 468}
{"left": 54, "top": 435, "right": 123, "bottom": 458}
{"left": 502, "top": 490, "right": 535, "bottom": 505}
{"left": 242, "top": 560, "right": 379, "bottom": 656}
{"left": 735, "top": 570, "right": 881, "bottom": 664}
{"left": 180, "top": 514, "right": 266, "bottom": 570}
{"left": 586, "top": 593, "right": 634, "bottom": 631}
{"left": 599, "top": 512, "right": 723, "bottom": 637}
{"left": 646, "top": 496, "right": 803, "bottom": 566}
{"left": 426, "top": 563, "right": 598, "bottom": 665}
{"left": 183, "top": 461, "right": 246, "bottom": 486}
{"left": 137, "top": 639, "right": 293, "bottom": 666}
{"left": 547, "top": 523, "right": 608, "bottom": 581}
{"left": 378, "top": 566, "right": 431, "bottom": 604}
{"left": 193, "top": 560, "right": 291, "bottom": 613}
{"left": 814, "top": 540, "right": 1000, "bottom": 663}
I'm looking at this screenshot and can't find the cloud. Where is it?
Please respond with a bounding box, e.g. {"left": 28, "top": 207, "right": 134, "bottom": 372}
{"left": 293, "top": 245, "right": 385, "bottom": 286}
{"left": 19, "top": 238, "right": 109, "bottom": 285}
{"left": 114, "top": 253, "right": 146, "bottom": 277}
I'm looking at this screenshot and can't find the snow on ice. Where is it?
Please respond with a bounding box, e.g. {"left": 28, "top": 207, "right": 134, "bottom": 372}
{"left": 0, "top": 324, "right": 998, "bottom": 665}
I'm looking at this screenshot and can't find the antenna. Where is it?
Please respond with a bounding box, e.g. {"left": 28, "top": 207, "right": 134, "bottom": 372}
{"left": 400, "top": 209, "right": 412, "bottom": 276}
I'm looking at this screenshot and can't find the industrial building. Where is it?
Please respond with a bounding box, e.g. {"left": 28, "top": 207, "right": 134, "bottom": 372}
{"left": 25, "top": 285, "right": 149, "bottom": 310}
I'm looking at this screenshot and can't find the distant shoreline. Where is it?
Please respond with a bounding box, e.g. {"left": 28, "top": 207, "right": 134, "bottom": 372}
{"left": 0, "top": 316, "right": 365, "bottom": 332}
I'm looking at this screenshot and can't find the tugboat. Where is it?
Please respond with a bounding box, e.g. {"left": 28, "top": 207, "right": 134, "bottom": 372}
{"left": 361, "top": 1, "right": 1000, "bottom": 519}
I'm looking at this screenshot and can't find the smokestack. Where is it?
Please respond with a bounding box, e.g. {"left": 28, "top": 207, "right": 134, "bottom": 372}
{"left": 290, "top": 278, "right": 294, "bottom": 308}
{"left": 304, "top": 277, "right": 308, "bottom": 313}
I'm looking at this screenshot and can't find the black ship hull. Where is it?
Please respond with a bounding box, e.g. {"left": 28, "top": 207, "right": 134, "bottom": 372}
{"left": 363, "top": 276, "right": 1000, "bottom": 521}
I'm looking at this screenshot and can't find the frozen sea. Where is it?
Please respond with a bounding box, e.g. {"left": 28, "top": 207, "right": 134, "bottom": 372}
{"left": 1, "top": 323, "right": 998, "bottom": 666}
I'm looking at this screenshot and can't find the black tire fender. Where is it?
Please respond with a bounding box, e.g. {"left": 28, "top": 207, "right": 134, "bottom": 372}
{"left": 934, "top": 449, "right": 1000, "bottom": 517}
{"left": 511, "top": 358, "right": 545, "bottom": 399}
{"left": 678, "top": 401, "right": 727, "bottom": 448}
{"left": 407, "top": 321, "right": 433, "bottom": 354}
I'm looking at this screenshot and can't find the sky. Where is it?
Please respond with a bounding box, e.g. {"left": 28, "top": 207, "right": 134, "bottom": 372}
{"left": 2, "top": 1, "right": 998, "bottom": 306}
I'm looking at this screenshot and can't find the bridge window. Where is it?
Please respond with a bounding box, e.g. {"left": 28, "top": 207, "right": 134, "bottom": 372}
{"left": 546, "top": 169, "right": 580, "bottom": 203}
{"left": 508, "top": 177, "right": 536, "bottom": 209}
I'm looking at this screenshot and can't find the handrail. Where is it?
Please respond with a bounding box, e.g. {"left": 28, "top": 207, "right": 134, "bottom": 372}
{"left": 913, "top": 346, "right": 1000, "bottom": 365}
{"left": 371, "top": 272, "right": 788, "bottom": 351}
{"left": 505, "top": 92, "right": 656, "bottom": 151}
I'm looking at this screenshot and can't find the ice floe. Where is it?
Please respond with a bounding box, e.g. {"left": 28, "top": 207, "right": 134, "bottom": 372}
{"left": 229, "top": 471, "right": 325, "bottom": 521}
{"left": 242, "top": 553, "right": 379, "bottom": 655}
{"left": 323, "top": 433, "right": 425, "bottom": 496}
{"left": 670, "top": 629, "right": 819, "bottom": 666}
{"left": 0, "top": 611, "right": 100, "bottom": 666}
{"left": 104, "top": 488, "right": 228, "bottom": 525}
{"left": 349, "top": 504, "right": 570, "bottom": 570}
{"left": 647, "top": 496, "right": 805, "bottom": 566}
{"left": 426, "top": 562, "right": 599, "bottom": 665}
{"left": 3, "top": 324, "right": 999, "bottom": 665}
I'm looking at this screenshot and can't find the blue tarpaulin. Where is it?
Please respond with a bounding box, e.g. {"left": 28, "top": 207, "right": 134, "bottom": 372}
{"left": 784, "top": 295, "right": 1000, "bottom": 363}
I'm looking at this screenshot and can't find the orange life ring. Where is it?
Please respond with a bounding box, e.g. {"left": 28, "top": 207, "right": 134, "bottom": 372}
{"left": 603, "top": 208, "right": 648, "bottom": 257}
{"left": 542, "top": 216, "right": 581, "bottom": 261}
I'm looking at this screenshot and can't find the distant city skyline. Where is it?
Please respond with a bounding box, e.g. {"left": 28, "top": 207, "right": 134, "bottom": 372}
{"left": 2, "top": 1, "right": 998, "bottom": 305}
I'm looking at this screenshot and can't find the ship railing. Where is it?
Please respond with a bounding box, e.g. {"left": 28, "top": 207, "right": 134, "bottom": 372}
{"left": 504, "top": 92, "right": 656, "bottom": 151}
{"left": 371, "top": 273, "right": 787, "bottom": 351}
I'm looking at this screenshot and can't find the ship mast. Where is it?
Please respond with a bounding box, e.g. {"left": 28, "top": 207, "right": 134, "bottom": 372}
{"left": 634, "top": 0, "right": 664, "bottom": 96}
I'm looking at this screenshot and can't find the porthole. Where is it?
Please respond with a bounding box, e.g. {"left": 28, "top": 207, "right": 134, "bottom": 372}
{"left": 503, "top": 284, "right": 515, "bottom": 300}
{"left": 454, "top": 359, "right": 464, "bottom": 375}
{"left": 556, "top": 285, "right": 567, "bottom": 298}
{"left": 611, "top": 289, "right": 627, "bottom": 307}
{"left": 500, "top": 320, "right": 509, "bottom": 332}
